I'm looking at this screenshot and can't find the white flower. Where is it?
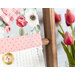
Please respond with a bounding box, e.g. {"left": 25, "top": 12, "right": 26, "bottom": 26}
{"left": 25, "top": 10, "right": 39, "bottom": 27}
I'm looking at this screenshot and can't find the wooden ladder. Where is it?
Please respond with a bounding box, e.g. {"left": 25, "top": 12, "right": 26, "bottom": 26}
{"left": 42, "top": 8, "right": 58, "bottom": 67}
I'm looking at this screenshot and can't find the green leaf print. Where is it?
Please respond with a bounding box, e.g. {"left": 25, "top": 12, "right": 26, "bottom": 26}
{"left": 19, "top": 28, "right": 24, "bottom": 36}
{"left": 37, "top": 25, "right": 40, "bottom": 30}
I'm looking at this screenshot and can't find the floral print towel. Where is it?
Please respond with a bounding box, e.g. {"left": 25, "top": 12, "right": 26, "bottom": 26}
{"left": 0, "top": 8, "right": 40, "bottom": 37}
{"left": 0, "top": 8, "right": 45, "bottom": 67}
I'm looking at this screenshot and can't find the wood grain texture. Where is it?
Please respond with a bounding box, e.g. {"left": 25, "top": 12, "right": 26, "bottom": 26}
{"left": 43, "top": 8, "right": 58, "bottom": 67}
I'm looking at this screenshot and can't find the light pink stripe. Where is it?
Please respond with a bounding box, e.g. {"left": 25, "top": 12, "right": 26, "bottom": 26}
{"left": 0, "top": 34, "right": 42, "bottom": 54}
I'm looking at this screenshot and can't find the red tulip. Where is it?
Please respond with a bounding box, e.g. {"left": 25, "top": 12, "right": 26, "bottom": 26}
{"left": 64, "top": 32, "right": 73, "bottom": 45}
{"left": 55, "top": 12, "right": 61, "bottom": 23}
{"left": 65, "top": 9, "right": 75, "bottom": 26}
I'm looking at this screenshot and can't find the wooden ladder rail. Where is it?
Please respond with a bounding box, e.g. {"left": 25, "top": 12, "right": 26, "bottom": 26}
{"left": 43, "top": 8, "right": 58, "bottom": 67}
